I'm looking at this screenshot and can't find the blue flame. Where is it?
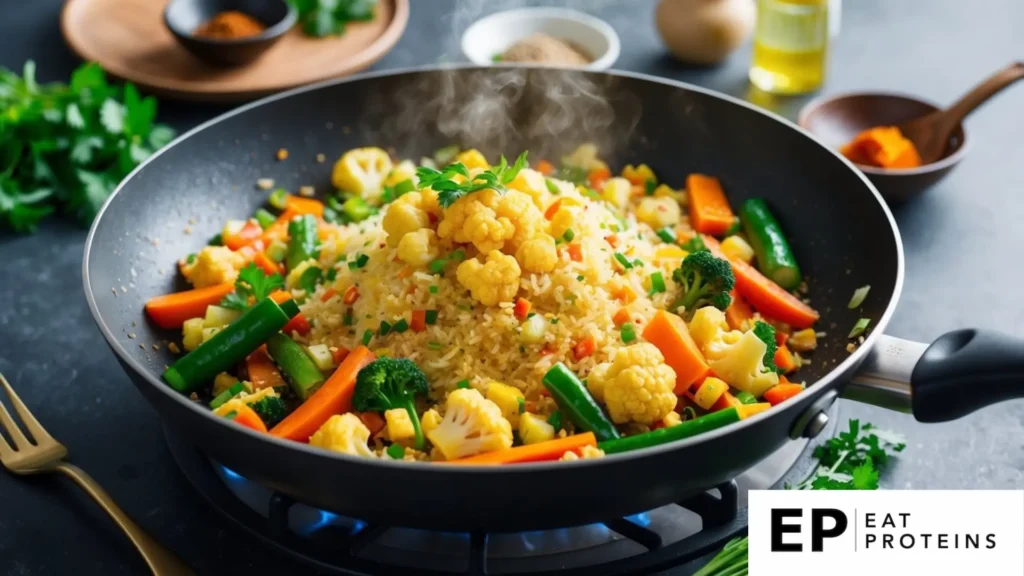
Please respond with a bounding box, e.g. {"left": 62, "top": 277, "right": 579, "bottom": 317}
{"left": 220, "top": 465, "right": 245, "bottom": 483}
{"left": 300, "top": 510, "right": 367, "bottom": 536}
{"left": 626, "top": 512, "right": 652, "bottom": 527}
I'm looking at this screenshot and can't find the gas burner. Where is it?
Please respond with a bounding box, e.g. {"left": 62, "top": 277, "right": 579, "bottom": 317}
{"left": 164, "top": 406, "right": 835, "bottom": 575}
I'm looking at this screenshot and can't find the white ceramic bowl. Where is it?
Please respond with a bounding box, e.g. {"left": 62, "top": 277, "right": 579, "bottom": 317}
{"left": 461, "top": 7, "right": 621, "bottom": 71}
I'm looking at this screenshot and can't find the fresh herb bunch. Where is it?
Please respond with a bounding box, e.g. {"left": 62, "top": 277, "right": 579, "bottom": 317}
{"left": 416, "top": 151, "right": 529, "bottom": 208}
{"left": 287, "top": 0, "right": 378, "bottom": 37}
{"left": 0, "top": 61, "right": 174, "bottom": 232}
{"left": 220, "top": 264, "right": 285, "bottom": 311}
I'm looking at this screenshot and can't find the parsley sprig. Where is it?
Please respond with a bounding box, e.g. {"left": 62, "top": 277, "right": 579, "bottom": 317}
{"left": 287, "top": 0, "right": 377, "bottom": 37}
{"left": 416, "top": 151, "right": 528, "bottom": 208}
{"left": 795, "top": 419, "right": 906, "bottom": 490}
{"left": 0, "top": 61, "right": 174, "bottom": 232}
{"left": 220, "top": 264, "right": 285, "bottom": 311}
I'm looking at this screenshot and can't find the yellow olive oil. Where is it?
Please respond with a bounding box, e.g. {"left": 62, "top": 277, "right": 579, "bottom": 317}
{"left": 749, "top": 0, "right": 830, "bottom": 94}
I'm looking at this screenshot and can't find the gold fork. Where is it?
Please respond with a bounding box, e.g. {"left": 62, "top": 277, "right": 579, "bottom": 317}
{"left": 0, "top": 373, "right": 193, "bottom": 575}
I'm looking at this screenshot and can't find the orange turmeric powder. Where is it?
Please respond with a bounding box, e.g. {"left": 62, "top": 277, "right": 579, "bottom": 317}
{"left": 194, "top": 11, "right": 266, "bottom": 39}
{"left": 840, "top": 126, "right": 922, "bottom": 169}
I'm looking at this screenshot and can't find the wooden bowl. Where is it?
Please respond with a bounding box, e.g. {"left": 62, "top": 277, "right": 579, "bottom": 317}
{"left": 798, "top": 93, "right": 969, "bottom": 203}
{"left": 163, "top": 0, "right": 297, "bottom": 67}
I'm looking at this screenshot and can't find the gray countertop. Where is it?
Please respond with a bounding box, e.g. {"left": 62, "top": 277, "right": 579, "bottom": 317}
{"left": 1, "top": 0, "right": 1022, "bottom": 574}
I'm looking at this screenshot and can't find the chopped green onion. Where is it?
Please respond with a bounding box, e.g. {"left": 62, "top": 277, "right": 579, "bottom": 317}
{"left": 379, "top": 321, "right": 392, "bottom": 336}
{"left": 386, "top": 443, "right": 405, "bottom": 459}
{"left": 209, "top": 382, "right": 244, "bottom": 409}
{"left": 362, "top": 329, "right": 373, "bottom": 346}
{"left": 681, "top": 406, "right": 697, "bottom": 421}
{"left": 325, "top": 268, "right": 337, "bottom": 282}
{"left": 186, "top": 253, "right": 197, "bottom": 265}
{"left": 254, "top": 209, "right": 276, "bottom": 229}
{"left": 576, "top": 274, "right": 585, "bottom": 281}
{"left": 550, "top": 318, "right": 559, "bottom": 325}
{"left": 428, "top": 341, "right": 442, "bottom": 351}
{"left": 457, "top": 303, "right": 473, "bottom": 311}
{"left": 614, "top": 252, "right": 633, "bottom": 269}
{"left": 848, "top": 285, "right": 871, "bottom": 309}
{"left": 268, "top": 188, "right": 289, "bottom": 210}
{"left": 343, "top": 310, "right": 354, "bottom": 326}
{"left": 450, "top": 249, "right": 465, "bottom": 261}
{"left": 456, "top": 379, "right": 470, "bottom": 389}
{"left": 562, "top": 228, "right": 575, "bottom": 242}
{"left": 347, "top": 260, "right": 357, "bottom": 270}
{"left": 392, "top": 318, "right": 409, "bottom": 333}
{"left": 343, "top": 197, "right": 374, "bottom": 222}
{"left": 266, "top": 239, "right": 288, "bottom": 263}
{"left": 734, "top": 391, "right": 758, "bottom": 405}
{"left": 425, "top": 310, "right": 438, "bottom": 325}
{"left": 392, "top": 179, "right": 415, "bottom": 199}
{"left": 527, "top": 312, "right": 537, "bottom": 319}
{"left": 620, "top": 322, "right": 637, "bottom": 343}
{"left": 848, "top": 318, "right": 871, "bottom": 339}
{"left": 224, "top": 411, "right": 238, "bottom": 420}
{"left": 433, "top": 144, "right": 460, "bottom": 165}
{"left": 545, "top": 178, "right": 560, "bottom": 195}
{"left": 429, "top": 258, "right": 448, "bottom": 274}
{"left": 649, "top": 271, "right": 666, "bottom": 294}
{"left": 208, "top": 233, "right": 223, "bottom": 246}
{"left": 644, "top": 180, "right": 657, "bottom": 195}
{"left": 355, "top": 254, "right": 369, "bottom": 268}
{"left": 656, "top": 227, "right": 677, "bottom": 244}
{"left": 429, "top": 285, "right": 439, "bottom": 294}
{"left": 633, "top": 258, "right": 643, "bottom": 268}
{"left": 724, "top": 219, "right": 743, "bottom": 237}
{"left": 548, "top": 410, "right": 562, "bottom": 432}
{"left": 517, "top": 397, "right": 525, "bottom": 415}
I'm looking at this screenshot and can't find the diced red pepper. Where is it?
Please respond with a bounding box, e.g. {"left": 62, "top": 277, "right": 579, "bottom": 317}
{"left": 343, "top": 285, "right": 360, "bottom": 305}
{"left": 573, "top": 337, "right": 596, "bottom": 360}
{"left": 513, "top": 298, "right": 532, "bottom": 320}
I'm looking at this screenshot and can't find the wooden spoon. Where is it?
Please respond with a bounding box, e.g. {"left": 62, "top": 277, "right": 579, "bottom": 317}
{"left": 897, "top": 62, "right": 1024, "bottom": 164}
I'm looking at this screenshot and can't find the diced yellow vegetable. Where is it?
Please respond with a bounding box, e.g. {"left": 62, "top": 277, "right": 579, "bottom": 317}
{"left": 654, "top": 244, "right": 689, "bottom": 264}
{"left": 622, "top": 163, "right": 656, "bottom": 184}
{"left": 693, "top": 377, "right": 728, "bottom": 410}
{"left": 485, "top": 381, "right": 525, "bottom": 428}
{"left": 202, "top": 326, "right": 222, "bottom": 344}
{"left": 518, "top": 412, "right": 556, "bottom": 445}
{"left": 304, "top": 344, "right": 334, "bottom": 371}
{"left": 788, "top": 328, "right": 818, "bottom": 352}
{"left": 721, "top": 235, "right": 755, "bottom": 264}
{"left": 601, "top": 177, "right": 632, "bottom": 209}
{"left": 384, "top": 408, "right": 417, "bottom": 444}
{"left": 737, "top": 402, "right": 772, "bottom": 419}
{"left": 203, "top": 305, "right": 240, "bottom": 328}
{"left": 182, "top": 318, "right": 204, "bottom": 352}
{"left": 421, "top": 408, "right": 442, "bottom": 436}
{"left": 213, "top": 372, "right": 238, "bottom": 396}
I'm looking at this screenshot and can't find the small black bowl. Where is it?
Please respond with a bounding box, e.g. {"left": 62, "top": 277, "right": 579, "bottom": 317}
{"left": 164, "top": 0, "right": 297, "bottom": 67}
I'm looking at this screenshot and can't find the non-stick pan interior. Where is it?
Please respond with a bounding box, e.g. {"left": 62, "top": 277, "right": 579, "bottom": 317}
{"left": 85, "top": 67, "right": 901, "bottom": 530}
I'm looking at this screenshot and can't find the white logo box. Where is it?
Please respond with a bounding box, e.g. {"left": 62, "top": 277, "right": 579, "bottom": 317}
{"left": 749, "top": 490, "right": 1024, "bottom": 575}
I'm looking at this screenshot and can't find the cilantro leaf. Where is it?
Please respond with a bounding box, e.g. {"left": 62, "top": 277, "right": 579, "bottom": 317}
{"left": 220, "top": 264, "right": 285, "bottom": 311}
{"left": 289, "top": 0, "right": 377, "bottom": 37}
{"left": 850, "top": 461, "right": 879, "bottom": 490}
{"left": 795, "top": 419, "right": 904, "bottom": 491}
{"left": 99, "top": 98, "right": 125, "bottom": 134}
{"left": 417, "top": 151, "right": 529, "bottom": 208}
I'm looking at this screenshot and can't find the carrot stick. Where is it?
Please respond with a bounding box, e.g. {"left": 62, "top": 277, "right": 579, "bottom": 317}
{"left": 448, "top": 432, "right": 597, "bottom": 465}
{"left": 567, "top": 243, "right": 583, "bottom": 262}
{"left": 253, "top": 251, "right": 282, "bottom": 276}
{"left": 763, "top": 383, "right": 804, "bottom": 406}
{"left": 687, "top": 174, "right": 735, "bottom": 236}
{"left": 145, "top": 283, "right": 234, "bottom": 329}
{"left": 246, "top": 346, "right": 286, "bottom": 390}
{"left": 261, "top": 209, "right": 298, "bottom": 244}
{"left": 642, "top": 310, "right": 711, "bottom": 394}
{"left": 703, "top": 235, "right": 819, "bottom": 329}
{"left": 285, "top": 196, "right": 325, "bottom": 217}
{"left": 724, "top": 290, "right": 753, "bottom": 331}
{"left": 224, "top": 220, "right": 263, "bottom": 250}
{"left": 544, "top": 199, "right": 562, "bottom": 220}
{"left": 229, "top": 404, "right": 268, "bottom": 433}
{"left": 270, "top": 346, "right": 376, "bottom": 441}
{"left": 710, "top": 390, "right": 742, "bottom": 412}
{"left": 613, "top": 308, "right": 631, "bottom": 327}
{"left": 774, "top": 345, "right": 797, "bottom": 374}
{"left": 411, "top": 310, "right": 426, "bottom": 332}
{"left": 587, "top": 167, "right": 611, "bottom": 189}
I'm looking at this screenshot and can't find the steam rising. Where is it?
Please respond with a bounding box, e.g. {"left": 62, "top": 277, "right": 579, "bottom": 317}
{"left": 371, "top": 0, "right": 641, "bottom": 161}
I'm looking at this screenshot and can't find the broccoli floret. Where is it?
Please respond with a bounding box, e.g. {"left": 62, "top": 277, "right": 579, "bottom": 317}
{"left": 673, "top": 251, "right": 735, "bottom": 314}
{"left": 752, "top": 321, "right": 780, "bottom": 374}
{"left": 251, "top": 395, "right": 288, "bottom": 428}
{"left": 352, "top": 358, "right": 429, "bottom": 450}
{"left": 680, "top": 235, "right": 708, "bottom": 253}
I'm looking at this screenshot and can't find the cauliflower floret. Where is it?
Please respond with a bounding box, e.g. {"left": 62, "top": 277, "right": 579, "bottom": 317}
{"left": 180, "top": 246, "right": 245, "bottom": 288}
{"left": 456, "top": 250, "right": 521, "bottom": 306}
{"left": 383, "top": 159, "right": 418, "bottom": 188}
{"left": 397, "top": 228, "right": 439, "bottom": 267}
{"left": 515, "top": 233, "right": 558, "bottom": 273}
{"left": 437, "top": 194, "right": 515, "bottom": 253}
{"left": 635, "top": 196, "right": 682, "bottom": 229}
{"left": 309, "top": 413, "right": 376, "bottom": 458}
{"left": 587, "top": 343, "right": 677, "bottom": 425}
{"left": 602, "top": 177, "right": 632, "bottom": 209}
{"left": 562, "top": 143, "right": 608, "bottom": 171}
{"left": 426, "top": 388, "right": 513, "bottom": 460}
{"left": 689, "top": 307, "right": 780, "bottom": 397}
{"left": 382, "top": 192, "right": 430, "bottom": 247}
{"left": 495, "top": 189, "right": 545, "bottom": 251}
{"left": 454, "top": 149, "right": 489, "bottom": 170}
{"left": 560, "top": 445, "right": 606, "bottom": 461}
{"left": 508, "top": 168, "right": 551, "bottom": 208}
{"left": 332, "top": 147, "right": 393, "bottom": 203}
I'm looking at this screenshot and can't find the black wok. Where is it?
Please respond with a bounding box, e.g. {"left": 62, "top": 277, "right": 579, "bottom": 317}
{"left": 83, "top": 66, "right": 1024, "bottom": 532}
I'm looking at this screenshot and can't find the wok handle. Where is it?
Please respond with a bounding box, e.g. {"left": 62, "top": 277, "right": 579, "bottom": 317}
{"left": 846, "top": 330, "right": 1024, "bottom": 422}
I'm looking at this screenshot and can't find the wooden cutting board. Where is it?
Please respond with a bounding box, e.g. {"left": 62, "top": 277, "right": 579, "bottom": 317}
{"left": 61, "top": 0, "right": 409, "bottom": 102}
